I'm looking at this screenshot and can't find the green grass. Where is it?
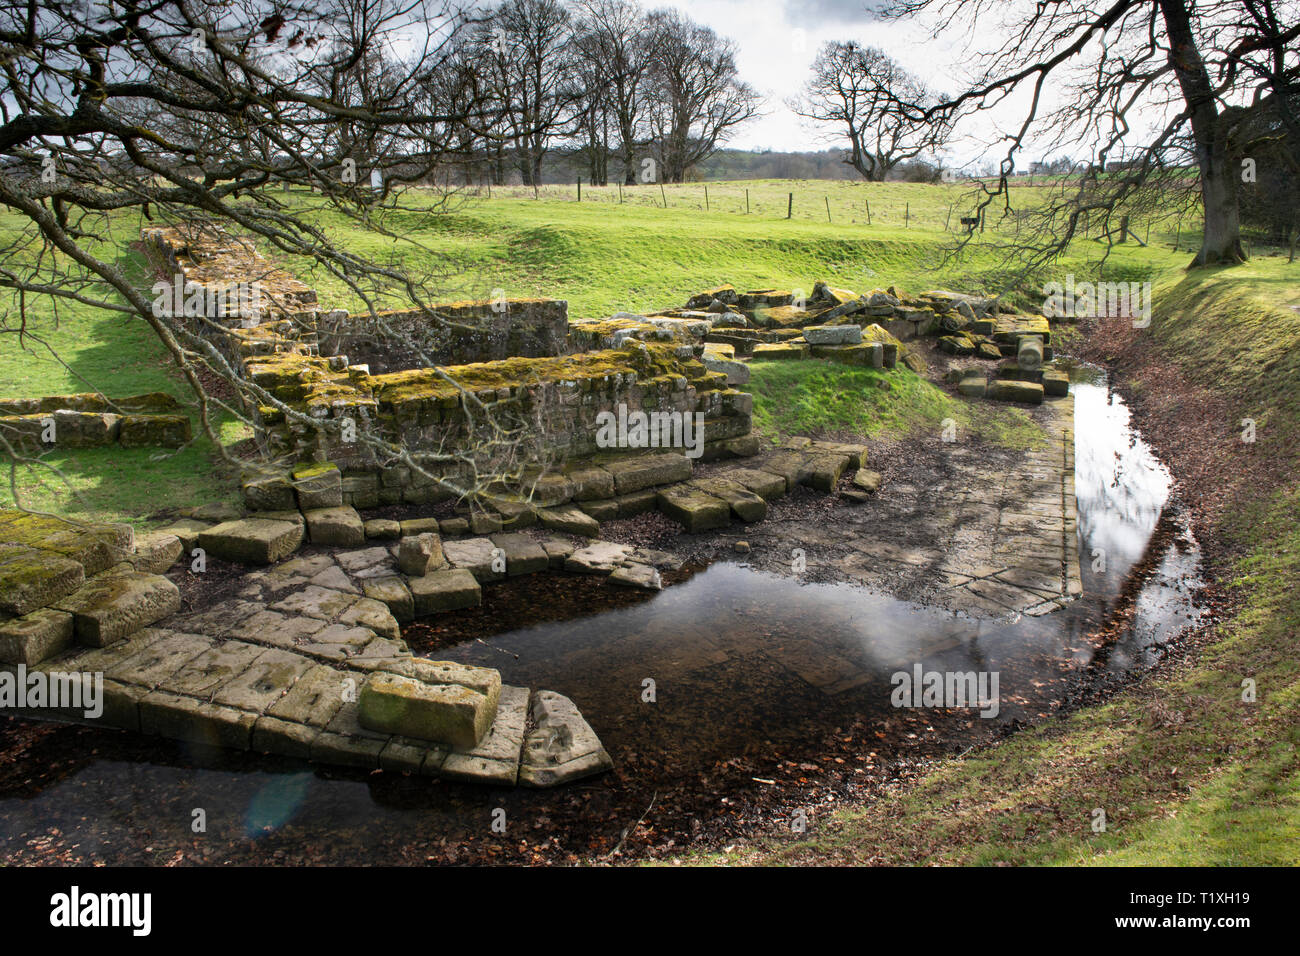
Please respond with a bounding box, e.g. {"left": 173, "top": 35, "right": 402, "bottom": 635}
{"left": 0, "top": 209, "right": 246, "bottom": 521}
{"left": 684, "top": 255, "right": 1300, "bottom": 867}
{"left": 1, "top": 180, "right": 1179, "bottom": 522}
{"left": 744, "top": 358, "right": 1042, "bottom": 448}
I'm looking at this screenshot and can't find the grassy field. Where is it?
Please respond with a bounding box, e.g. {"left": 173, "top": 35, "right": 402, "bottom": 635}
{"left": 289, "top": 179, "right": 1185, "bottom": 318}
{"left": 0, "top": 180, "right": 1185, "bottom": 522}
{"left": 745, "top": 359, "right": 1043, "bottom": 449}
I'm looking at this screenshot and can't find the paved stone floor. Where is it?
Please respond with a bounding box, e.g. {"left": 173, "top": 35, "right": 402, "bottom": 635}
{"left": 2, "top": 394, "right": 1078, "bottom": 783}
{"left": 717, "top": 393, "right": 1080, "bottom": 618}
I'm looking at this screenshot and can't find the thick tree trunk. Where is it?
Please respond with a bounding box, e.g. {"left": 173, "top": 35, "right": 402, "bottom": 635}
{"left": 1196, "top": 150, "right": 1246, "bottom": 266}
{"left": 1159, "top": 0, "right": 1246, "bottom": 266}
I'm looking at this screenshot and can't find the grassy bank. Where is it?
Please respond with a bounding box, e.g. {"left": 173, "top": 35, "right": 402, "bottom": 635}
{"left": 744, "top": 359, "right": 1043, "bottom": 449}
{"left": 692, "top": 256, "right": 1300, "bottom": 866}
{"left": 0, "top": 182, "right": 1191, "bottom": 522}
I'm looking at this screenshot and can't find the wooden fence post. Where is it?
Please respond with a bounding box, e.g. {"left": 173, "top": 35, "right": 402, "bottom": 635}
{"left": 746, "top": 188, "right": 750, "bottom": 214}
{"left": 787, "top": 192, "right": 793, "bottom": 219}
{"left": 661, "top": 183, "right": 667, "bottom": 207}
{"left": 825, "top": 196, "right": 831, "bottom": 222}
{"left": 704, "top": 185, "right": 709, "bottom": 211}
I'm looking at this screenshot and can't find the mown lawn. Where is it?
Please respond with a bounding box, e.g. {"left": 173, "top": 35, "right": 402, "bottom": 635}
{"left": 744, "top": 358, "right": 1043, "bottom": 449}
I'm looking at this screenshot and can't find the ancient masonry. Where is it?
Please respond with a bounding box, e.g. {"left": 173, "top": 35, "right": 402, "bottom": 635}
{"left": 0, "top": 392, "right": 192, "bottom": 450}
{"left": 0, "top": 223, "right": 1079, "bottom": 784}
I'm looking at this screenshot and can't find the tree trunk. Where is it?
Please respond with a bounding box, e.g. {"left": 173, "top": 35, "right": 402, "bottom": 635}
{"left": 1197, "top": 151, "right": 1245, "bottom": 265}
{"left": 1159, "top": 0, "right": 1245, "bottom": 266}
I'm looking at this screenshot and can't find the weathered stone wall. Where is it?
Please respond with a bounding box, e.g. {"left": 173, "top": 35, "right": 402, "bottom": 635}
{"left": 316, "top": 300, "right": 570, "bottom": 373}
{"left": 137, "top": 226, "right": 754, "bottom": 509}
{"left": 0, "top": 393, "right": 192, "bottom": 450}
{"left": 247, "top": 342, "right": 753, "bottom": 506}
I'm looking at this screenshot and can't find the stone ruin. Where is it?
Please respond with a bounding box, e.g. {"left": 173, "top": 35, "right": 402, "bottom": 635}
{"left": 0, "top": 392, "right": 192, "bottom": 451}
{"left": 0, "top": 223, "right": 1079, "bottom": 786}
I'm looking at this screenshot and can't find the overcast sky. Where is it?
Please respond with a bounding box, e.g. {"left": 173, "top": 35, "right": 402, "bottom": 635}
{"left": 665, "top": 0, "right": 1067, "bottom": 167}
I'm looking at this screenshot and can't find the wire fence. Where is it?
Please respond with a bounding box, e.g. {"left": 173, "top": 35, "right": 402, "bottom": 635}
{"left": 449, "top": 179, "right": 1253, "bottom": 252}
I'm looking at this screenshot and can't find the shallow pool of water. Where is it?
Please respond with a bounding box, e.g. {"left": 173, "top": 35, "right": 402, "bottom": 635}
{"left": 0, "top": 367, "right": 1206, "bottom": 863}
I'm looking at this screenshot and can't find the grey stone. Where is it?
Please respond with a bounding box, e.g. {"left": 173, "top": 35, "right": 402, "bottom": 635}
{"left": 564, "top": 541, "right": 631, "bottom": 575}
{"left": 439, "top": 684, "right": 529, "bottom": 786}
{"left": 0, "top": 607, "right": 75, "bottom": 665}
{"left": 199, "top": 517, "right": 304, "bottom": 565}
{"left": 397, "top": 532, "right": 446, "bottom": 576}
{"left": 52, "top": 569, "right": 181, "bottom": 646}
{"left": 538, "top": 505, "right": 600, "bottom": 538}
{"left": 362, "top": 576, "right": 414, "bottom": 623}
{"left": 518, "top": 690, "right": 613, "bottom": 788}
{"left": 304, "top": 506, "right": 365, "bottom": 548}
{"left": 0, "top": 544, "right": 85, "bottom": 617}
{"left": 364, "top": 518, "right": 402, "bottom": 540}
{"left": 608, "top": 562, "right": 662, "bottom": 590}
{"left": 359, "top": 661, "right": 502, "bottom": 748}
{"left": 488, "top": 533, "right": 549, "bottom": 576}
{"left": 408, "top": 568, "right": 481, "bottom": 615}
{"left": 131, "top": 531, "right": 183, "bottom": 574}
{"left": 803, "top": 324, "right": 863, "bottom": 345}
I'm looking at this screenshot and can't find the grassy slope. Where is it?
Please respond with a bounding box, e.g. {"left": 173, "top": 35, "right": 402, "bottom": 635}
{"left": 745, "top": 359, "right": 1043, "bottom": 449}
{"left": 0, "top": 211, "right": 247, "bottom": 523}
{"left": 690, "top": 256, "right": 1300, "bottom": 866}
{"left": 291, "top": 183, "right": 1175, "bottom": 318}
{"left": 1, "top": 182, "right": 1175, "bottom": 523}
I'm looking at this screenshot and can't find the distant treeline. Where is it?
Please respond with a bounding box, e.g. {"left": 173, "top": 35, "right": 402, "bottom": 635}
{"left": 496, "top": 147, "right": 954, "bottom": 185}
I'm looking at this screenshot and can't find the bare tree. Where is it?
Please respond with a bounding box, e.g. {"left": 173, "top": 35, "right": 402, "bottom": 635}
{"left": 889, "top": 0, "right": 1300, "bottom": 267}
{"left": 479, "top": 0, "right": 579, "bottom": 186}
{"left": 0, "top": 0, "right": 550, "bottom": 507}
{"left": 643, "top": 9, "right": 759, "bottom": 184}
{"left": 571, "top": 0, "right": 662, "bottom": 185}
{"left": 792, "top": 42, "right": 950, "bottom": 182}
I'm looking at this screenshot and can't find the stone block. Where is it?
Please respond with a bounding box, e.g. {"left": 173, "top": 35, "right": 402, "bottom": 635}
{"left": 131, "top": 531, "right": 183, "bottom": 574}
{"left": 488, "top": 533, "right": 549, "bottom": 576}
{"left": 538, "top": 505, "right": 600, "bottom": 537}
{"left": 408, "top": 568, "right": 481, "bottom": 615}
{"left": 0, "top": 544, "right": 85, "bottom": 617}
{"left": 988, "top": 380, "right": 1045, "bottom": 405}
{"left": 518, "top": 690, "right": 613, "bottom": 788}
{"left": 397, "top": 532, "right": 447, "bottom": 576}
{"left": 603, "top": 453, "right": 693, "bottom": 494}
{"left": 362, "top": 576, "right": 415, "bottom": 623}
{"left": 199, "top": 517, "right": 304, "bottom": 565}
{"left": 52, "top": 569, "right": 181, "bottom": 646}
{"left": 0, "top": 607, "right": 75, "bottom": 665}
{"left": 304, "top": 506, "right": 365, "bottom": 548}
{"left": 364, "top": 518, "right": 402, "bottom": 541}
{"left": 564, "top": 541, "right": 632, "bottom": 574}
{"left": 291, "top": 463, "right": 342, "bottom": 509}
{"left": 118, "top": 414, "right": 191, "bottom": 448}
{"left": 803, "top": 324, "right": 863, "bottom": 345}
{"left": 358, "top": 667, "right": 500, "bottom": 748}
{"left": 656, "top": 484, "right": 730, "bottom": 533}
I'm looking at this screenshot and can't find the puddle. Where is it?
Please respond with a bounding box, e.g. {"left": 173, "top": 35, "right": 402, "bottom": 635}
{"left": 0, "top": 367, "right": 1206, "bottom": 863}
